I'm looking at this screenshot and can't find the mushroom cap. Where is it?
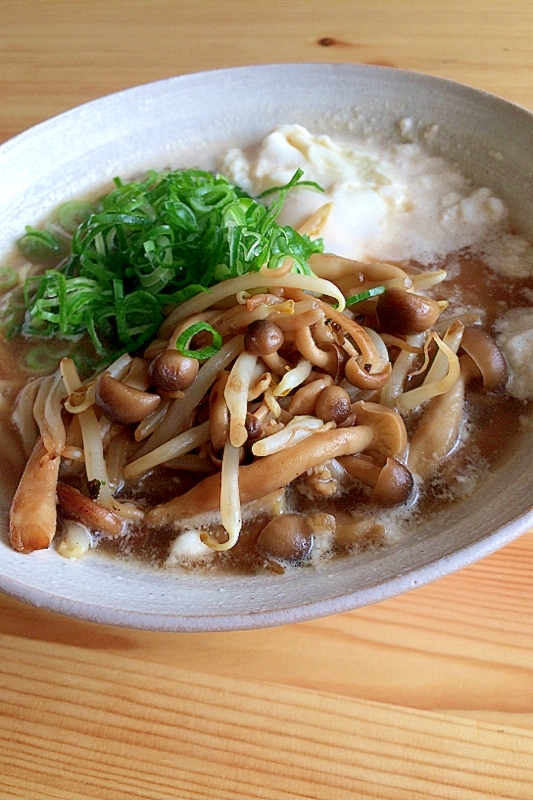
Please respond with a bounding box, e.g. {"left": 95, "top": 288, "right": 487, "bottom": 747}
{"left": 244, "top": 319, "right": 284, "bottom": 356}
{"left": 256, "top": 514, "right": 313, "bottom": 562}
{"left": 315, "top": 385, "right": 352, "bottom": 423}
{"left": 376, "top": 288, "right": 441, "bottom": 335}
{"left": 352, "top": 400, "right": 408, "bottom": 462}
{"left": 338, "top": 454, "right": 413, "bottom": 506}
{"left": 370, "top": 458, "right": 414, "bottom": 506}
{"left": 460, "top": 326, "right": 508, "bottom": 391}
{"left": 95, "top": 372, "right": 161, "bottom": 425}
{"left": 148, "top": 349, "right": 199, "bottom": 392}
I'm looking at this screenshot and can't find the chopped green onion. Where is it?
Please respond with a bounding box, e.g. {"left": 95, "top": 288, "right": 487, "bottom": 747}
{"left": 345, "top": 286, "right": 386, "bottom": 306}
{"left": 0, "top": 266, "right": 18, "bottom": 293}
{"left": 15, "top": 168, "right": 322, "bottom": 364}
{"left": 258, "top": 178, "right": 325, "bottom": 198}
{"left": 175, "top": 321, "right": 222, "bottom": 360}
{"left": 17, "top": 226, "right": 64, "bottom": 265}
{"left": 56, "top": 200, "right": 96, "bottom": 234}
{"left": 19, "top": 344, "right": 69, "bottom": 374}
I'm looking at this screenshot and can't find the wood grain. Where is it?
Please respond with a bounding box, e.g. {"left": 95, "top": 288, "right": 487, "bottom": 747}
{"left": 2, "top": 2, "right": 533, "bottom": 797}
{"left": 2, "top": 533, "right": 533, "bottom": 731}
{"left": 1, "top": 632, "right": 533, "bottom": 799}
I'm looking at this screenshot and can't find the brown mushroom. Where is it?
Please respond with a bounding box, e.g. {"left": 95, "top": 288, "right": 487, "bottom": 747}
{"left": 95, "top": 372, "right": 161, "bottom": 425}
{"left": 244, "top": 319, "right": 284, "bottom": 356}
{"left": 256, "top": 514, "right": 313, "bottom": 562}
{"left": 376, "top": 288, "right": 441, "bottom": 335}
{"left": 315, "top": 385, "right": 352, "bottom": 424}
{"left": 407, "top": 373, "right": 465, "bottom": 481}
{"left": 351, "top": 401, "right": 408, "bottom": 463}
{"left": 148, "top": 349, "right": 199, "bottom": 392}
{"left": 245, "top": 412, "right": 263, "bottom": 440}
{"left": 287, "top": 375, "right": 334, "bottom": 416}
{"left": 9, "top": 438, "right": 61, "bottom": 553}
{"left": 261, "top": 351, "right": 291, "bottom": 376}
{"left": 339, "top": 455, "right": 413, "bottom": 506}
{"left": 294, "top": 326, "right": 342, "bottom": 374}
{"left": 56, "top": 482, "right": 122, "bottom": 536}
{"left": 344, "top": 356, "right": 392, "bottom": 390}
{"left": 460, "top": 326, "right": 508, "bottom": 391}
{"left": 319, "top": 342, "right": 349, "bottom": 381}
{"left": 147, "top": 425, "right": 375, "bottom": 525}
{"left": 122, "top": 357, "right": 151, "bottom": 390}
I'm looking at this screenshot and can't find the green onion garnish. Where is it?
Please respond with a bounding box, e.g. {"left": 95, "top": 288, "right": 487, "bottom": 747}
{"left": 345, "top": 286, "right": 386, "bottom": 307}
{"left": 16, "top": 168, "right": 323, "bottom": 366}
{"left": 0, "top": 267, "right": 18, "bottom": 293}
{"left": 56, "top": 200, "right": 96, "bottom": 234}
{"left": 19, "top": 344, "right": 68, "bottom": 374}
{"left": 258, "top": 179, "right": 325, "bottom": 199}
{"left": 175, "top": 321, "right": 222, "bottom": 360}
{"left": 18, "top": 227, "right": 65, "bottom": 265}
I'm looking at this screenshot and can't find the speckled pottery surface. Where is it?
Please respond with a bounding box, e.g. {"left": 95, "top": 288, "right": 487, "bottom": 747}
{"left": 1, "top": 63, "right": 533, "bottom": 631}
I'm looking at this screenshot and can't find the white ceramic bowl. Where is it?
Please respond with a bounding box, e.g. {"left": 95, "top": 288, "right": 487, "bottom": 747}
{"left": 1, "top": 64, "right": 533, "bottom": 631}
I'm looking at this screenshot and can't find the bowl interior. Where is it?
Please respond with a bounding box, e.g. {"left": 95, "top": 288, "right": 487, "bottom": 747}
{"left": 1, "top": 63, "right": 533, "bottom": 631}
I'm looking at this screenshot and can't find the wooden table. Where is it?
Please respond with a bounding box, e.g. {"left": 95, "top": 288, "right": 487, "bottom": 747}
{"left": 1, "top": 2, "right": 533, "bottom": 797}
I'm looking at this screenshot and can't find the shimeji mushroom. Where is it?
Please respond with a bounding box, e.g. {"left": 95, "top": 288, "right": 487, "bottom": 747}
{"left": 315, "top": 385, "right": 352, "bottom": 424}
{"left": 146, "top": 403, "right": 409, "bottom": 539}
{"left": 338, "top": 455, "right": 414, "bottom": 506}
{"left": 287, "top": 375, "right": 334, "bottom": 416}
{"left": 148, "top": 349, "right": 199, "bottom": 392}
{"left": 95, "top": 372, "right": 161, "bottom": 425}
{"left": 376, "top": 287, "right": 442, "bottom": 335}
{"left": 243, "top": 319, "right": 285, "bottom": 357}
{"left": 9, "top": 438, "right": 61, "bottom": 553}
{"left": 56, "top": 482, "right": 122, "bottom": 536}
{"left": 349, "top": 401, "right": 408, "bottom": 464}
{"left": 146, "top": 426, "right": 375, "bottom": 527}
{"left": 256, "top": 514, "right": 313, "bottom": 562}
{"left": 459, "top": 326, "right": 508, "bottom": 391}
{"left": 407, "top": 328, "right": 507, "bottom": 480}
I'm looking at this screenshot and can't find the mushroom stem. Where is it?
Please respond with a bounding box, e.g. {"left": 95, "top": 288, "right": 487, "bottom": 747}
{"left": 407, "top": 370, "right": 466, "bottom": 480}
{"left": 287, "top": 376, "right": 334, "bottom": 416}
{"left": 460, "top": 326, "right": 508, "bottom": 391}
{"left": 57, "top": 483, "right": 122, "bottom": 536}
{"left": 147, "top": 425, "right": 374, "bottom": 525}
{"left": 287, "top": 288, "right": 391, "bottom": 379}
{"left": 294, "top": 326, "right": 340, "bottom": 373}
{"left": 9, "top": 437, "right": 60, "bottom": 553}
{"left": 345, "top": 357, "right": 392, "bottom": 389}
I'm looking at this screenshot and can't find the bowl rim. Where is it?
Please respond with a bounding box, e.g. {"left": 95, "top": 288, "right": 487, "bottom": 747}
{"left": 4, "top": 60, "right": 533, "bottom": 154}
